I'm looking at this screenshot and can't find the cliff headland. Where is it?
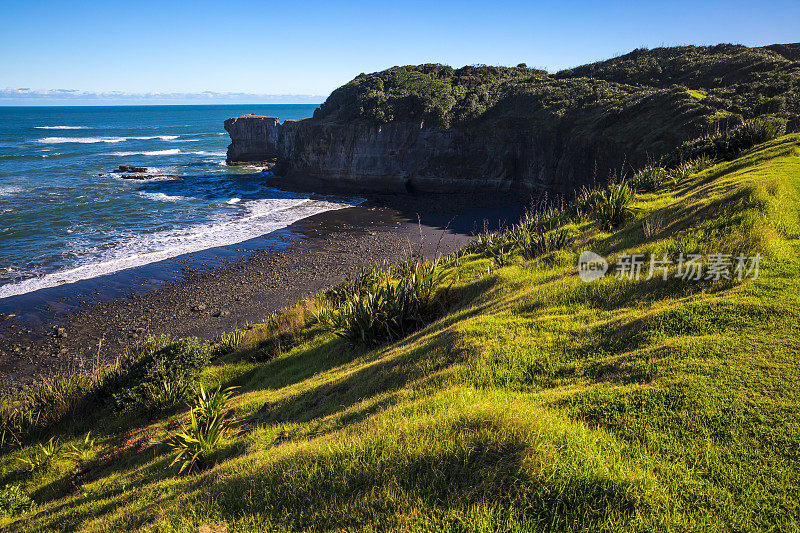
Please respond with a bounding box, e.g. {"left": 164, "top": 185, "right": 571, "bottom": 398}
{"left": 226, "top": 43, "right": 800, "bottom": 194}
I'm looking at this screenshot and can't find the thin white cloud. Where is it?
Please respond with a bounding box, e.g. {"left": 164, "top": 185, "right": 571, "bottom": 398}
{"left": 0, "top": 88, "right": 325, "bottom": 104}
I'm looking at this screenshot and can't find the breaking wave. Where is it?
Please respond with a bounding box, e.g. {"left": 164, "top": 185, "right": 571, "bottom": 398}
{"left": 37, "top": 135, "right": 179, "bottom": 144}
{"left": 0, "top": 197, "right": 353, "bottom": 299}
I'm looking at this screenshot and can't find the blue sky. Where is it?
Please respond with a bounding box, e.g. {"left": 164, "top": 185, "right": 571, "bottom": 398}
{"left": 1, "top": 0, "right": 798, "bottom": 104}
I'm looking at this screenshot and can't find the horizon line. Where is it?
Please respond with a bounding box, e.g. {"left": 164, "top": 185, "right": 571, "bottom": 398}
{"left": 0, "top": 102, "right": 324, "bottom": 107}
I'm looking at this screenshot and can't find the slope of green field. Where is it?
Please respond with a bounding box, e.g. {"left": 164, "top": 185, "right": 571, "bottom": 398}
{"left": 3, "top": 135, "right": 800, "bottom": 531}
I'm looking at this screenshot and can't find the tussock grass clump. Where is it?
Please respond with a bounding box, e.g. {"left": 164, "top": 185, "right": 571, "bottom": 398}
{"left": 16, "top": 437, "right": 60, "bottom": 472}
{"left": 631, "top": 156, "right": 715, "bottom": 192}
{"left": 64, "top": 431, "right": 95, "bottom": 463}
{"left": 464, "top": 230, "right": 512, "bottom": 258}
{"left": 516, "top": 226, "right": 577, "bottom": 259}
{"left": 577, "top": 181, "right": 637, "bottom": 229}
{"left": 0, "top": 399, "right": 29, "bottom": 448}
{"left": 331, "top": 261, "right": 447, "bottom": 347}
{"left": 240, "top": 304, "right": 317, "bottom": 362}
{"left": 641, "top": 212, "right": 665, "bottom": 239}
{"left": 210, "top": 330, "right": 245, "bottom": 358}
{"left": 465, "top": 205, "right": 577, "bottom": 264}
{"left": 169, "top": 385, "right": 237, "bottom": 473}
{"left": 101, "top": 335, "right": 209, "bottom": 412}
{"left": 1, "top": 373, "right": 100, "bottom": 448}
{"left": 26, "top": 375, "right": 94, "bottom": 420}
{"left": 670, "top": 154, "right": 715, "bottom": 180}
{"left": 667, "top": 115, "right": 787, "bottom": 165}
{"left": 630, "top": 164, "right": 674, "bottom": 192}
{"left": 323, "top": 261, "right": 394, "bottom": 307}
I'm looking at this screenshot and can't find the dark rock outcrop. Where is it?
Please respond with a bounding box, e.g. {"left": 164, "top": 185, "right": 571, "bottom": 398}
{"left": 224, "top": 115, "right": 283, "bottom": 165}
{"left": 117, "top": 165, "right": 148, "bottom": 173}
{"left": 101, "top": 166, "right": 179, "bottom": 180}
{"left": 225, "top": 104, "right": 718, "bottom": 194}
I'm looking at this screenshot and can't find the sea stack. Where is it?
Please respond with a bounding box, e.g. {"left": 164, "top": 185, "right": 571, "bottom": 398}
{"left": 224, "top": 114, "right": 282, "bottom": 165}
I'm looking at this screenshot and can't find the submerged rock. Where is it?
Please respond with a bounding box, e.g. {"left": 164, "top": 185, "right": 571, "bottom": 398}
{"left": 101, "top": 166, "right": 179, "bottom": 180}
{"left": 117, "top": 165, "right": 148, "bottom": 173}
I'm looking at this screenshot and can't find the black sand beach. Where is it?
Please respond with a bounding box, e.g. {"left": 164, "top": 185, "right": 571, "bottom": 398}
{"left": 0, "top": 195, "right": 529, "bottom": 396}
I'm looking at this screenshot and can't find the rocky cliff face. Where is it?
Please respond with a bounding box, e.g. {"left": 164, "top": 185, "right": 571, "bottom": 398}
{"left": 265, "top": 121, "right": 592, "bottom": 193}
{"left": 224, "top": 115, "right": 282, "bottom": 164}
{"left": 225, "top": 109, "right": 713, "bottom": 194}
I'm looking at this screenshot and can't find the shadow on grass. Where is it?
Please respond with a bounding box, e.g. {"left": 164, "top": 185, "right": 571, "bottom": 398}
{"left": 599, "top": 183, "right": 756, "bottom": 257}
{"left": 679, "top": 142, "right": 797, "bottom": 197}
{"left": 197, "top": 417, "right": 641, "bottom": 532}
{"left": 221, "top": 273, "right": 500, "bottom": 398}
{"left": 254, "top": 329, "right": 469, "bottom": 426}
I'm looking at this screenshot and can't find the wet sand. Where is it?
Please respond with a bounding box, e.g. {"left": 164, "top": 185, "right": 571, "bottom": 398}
{"left": 0, "top": 194, "right": 529, "bottom": 396}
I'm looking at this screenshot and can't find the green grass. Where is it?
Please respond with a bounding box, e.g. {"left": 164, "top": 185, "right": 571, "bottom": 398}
{"left": 687, "top": 89, "right": 707, "bottom": 101}
{"left": 2, "top": 135, "right": 800, "bottom": 531}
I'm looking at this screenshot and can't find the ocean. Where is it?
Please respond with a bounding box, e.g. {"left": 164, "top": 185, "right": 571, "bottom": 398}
{"left": 0, "top": 104, "right": 354, "bottom": 302}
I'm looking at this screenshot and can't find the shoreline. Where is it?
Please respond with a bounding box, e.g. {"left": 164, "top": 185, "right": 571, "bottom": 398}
{"left": 0, "top": 194, "right": 528, "bottom": 396}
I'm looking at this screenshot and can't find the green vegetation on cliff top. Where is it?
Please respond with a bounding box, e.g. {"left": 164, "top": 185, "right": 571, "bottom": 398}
{"left": 302, "top": 43, "right": 800, "bottom": 180}
{"left": 2, "top": 132, "right": 800, "bottom": 530}
{"left": 317, "top": 43, "right": 799, "bottom": 132}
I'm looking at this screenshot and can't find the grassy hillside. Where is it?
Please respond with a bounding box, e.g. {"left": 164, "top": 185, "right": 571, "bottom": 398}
{"left": 3, "top": 135, "right": 800, "bottom": 531}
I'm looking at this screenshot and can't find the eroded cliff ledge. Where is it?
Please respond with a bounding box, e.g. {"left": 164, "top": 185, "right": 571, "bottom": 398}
{"left": 224, "top": 115, "right": 282, "bottom": 164}
{"left": 225, "top": 104, "right": 717, "bottom": 195}
{"left": 226, "top": 44, "right": 799, "bottom": 194}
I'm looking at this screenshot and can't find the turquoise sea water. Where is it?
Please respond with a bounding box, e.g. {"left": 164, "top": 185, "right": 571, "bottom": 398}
{"left": 0, "top": 105, "right": 353, "bottom": 300}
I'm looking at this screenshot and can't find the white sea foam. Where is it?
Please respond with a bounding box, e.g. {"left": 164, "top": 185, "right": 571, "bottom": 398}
{"left": 107, "top": 173, "right": 178, "bottom": 182}
{"left": 137, "top": 192, "right": 190, "bottom": 202}
{"left": 0, "top": 197, "right": 353, "bottom": 299}
{"left": 138, "top": 135, "right": 179, "bottom": 141}
{"left": 226, "top": 197, "right": 241, "bottom": 205}
{"left": 0, "top": 186, "right": 23, "bottom": 197}
{"left": 108, "top": 149, "right": 182, "bottom": 156}
{"left": 106, "top": 148, "right": 225, "bottom": 156}
{"left": 34, "top": 126, "right": 89, "bottom": 130}
{"left": 189, "top": 150, "right": 227, "bottom": 156}
{"left": 38, "top": 136, "right": 127, "bottom": 144}
{"left": 37, "top": 135, "right": 178, "bottom": 144}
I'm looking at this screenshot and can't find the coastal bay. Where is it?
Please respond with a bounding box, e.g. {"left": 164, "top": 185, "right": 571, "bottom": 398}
{"left": 0, "top": 196, "right": 526, "bottom": 395}
{"left": 2, "top": 33, "right": 800, "bottom": 529}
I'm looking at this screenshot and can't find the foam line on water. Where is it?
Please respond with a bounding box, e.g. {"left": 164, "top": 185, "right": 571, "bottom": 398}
{"left": 108, "top": 149, "right": 182, "bottom": 156}
{"left": 34, "top": 126, "right": 89, "bottom": 130}
{"left": 0, "top": 197, "right": 355, "bottom": 299}
{"left": 137, "top": 191, "right": 191, "bottom": 202}
{"left": 0, "top": 186, "right": 23, "bottom": 197}
{"left": 37, "top": 135, "right": 179, "bottom": 144}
